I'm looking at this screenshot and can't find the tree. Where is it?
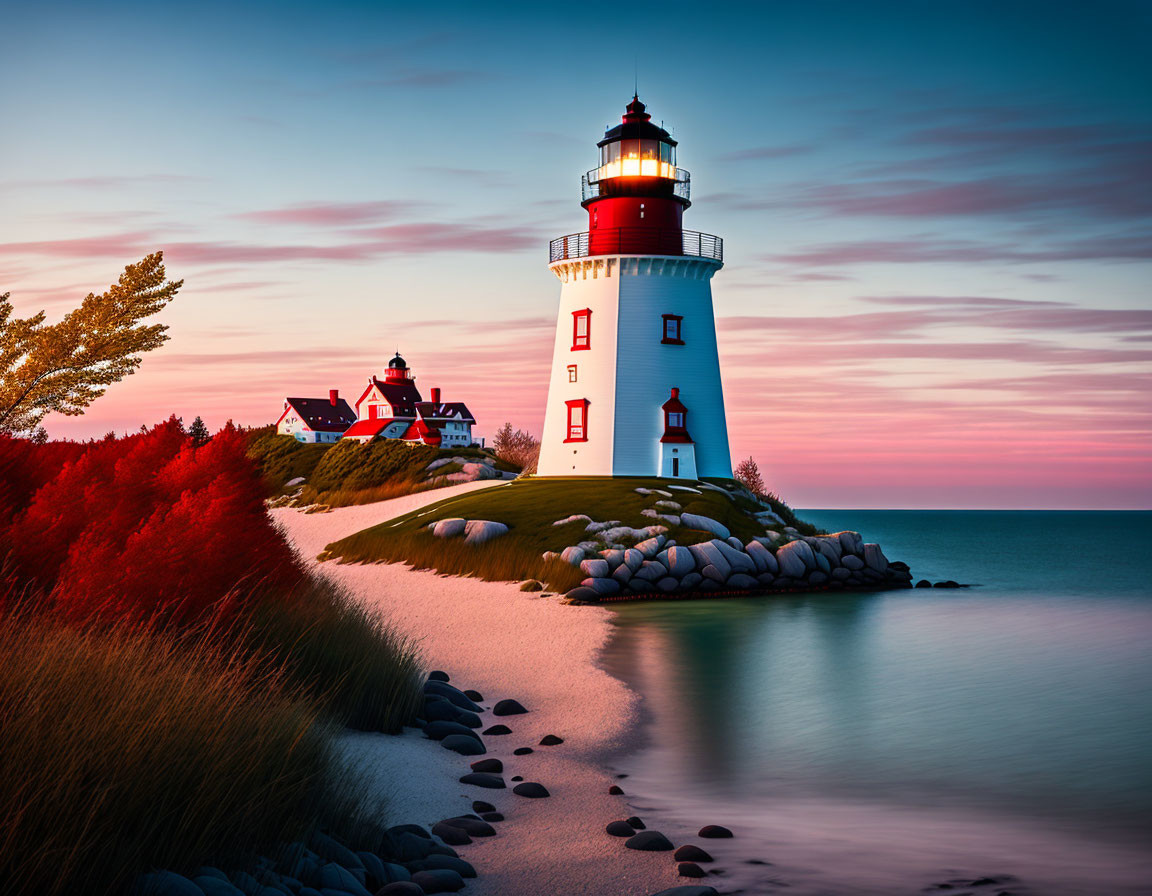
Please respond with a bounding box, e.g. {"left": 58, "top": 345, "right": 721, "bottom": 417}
{"left": 734, "top": 456, "right": 766, "bottom": 497}
{"left": 491, "top": 422, "right": 540, "bottom": 475}
{"left": 187, "top": 416, "right": 210, "bottom": 447}
{"left": 0, "top": 252, "right": 182, "bottom": 435}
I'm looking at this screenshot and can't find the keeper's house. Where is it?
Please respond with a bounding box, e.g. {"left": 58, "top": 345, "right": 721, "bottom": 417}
{"left": 275, "top": 391, "right": 357, "bottom": 443}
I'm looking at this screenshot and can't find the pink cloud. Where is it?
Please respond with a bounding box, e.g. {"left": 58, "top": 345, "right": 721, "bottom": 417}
{"left": 232, "top": 201, "right": 418, "bottom": 226}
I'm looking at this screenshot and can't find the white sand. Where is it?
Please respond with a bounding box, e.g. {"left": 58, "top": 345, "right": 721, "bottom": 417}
{"left": 272, "top": 482, "right": 690, "bottom": 895}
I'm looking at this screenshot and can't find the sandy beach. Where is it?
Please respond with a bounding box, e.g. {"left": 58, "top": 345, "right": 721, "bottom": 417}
{"left": 273, "top": 481, "right": 722, "bottom": 895}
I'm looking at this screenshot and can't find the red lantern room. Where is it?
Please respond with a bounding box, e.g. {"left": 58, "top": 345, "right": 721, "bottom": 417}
{"left": 582, "top": 96, "right": 690, "bottom": 257}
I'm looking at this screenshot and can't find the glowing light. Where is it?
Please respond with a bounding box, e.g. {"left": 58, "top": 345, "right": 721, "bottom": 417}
{"left": 594, "top": 160, "right": 682, "bottom": 181}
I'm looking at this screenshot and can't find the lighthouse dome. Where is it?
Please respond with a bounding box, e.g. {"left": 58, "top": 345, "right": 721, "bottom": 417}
{"left": 388, "top": 353, "right": 407, "bottom": 370}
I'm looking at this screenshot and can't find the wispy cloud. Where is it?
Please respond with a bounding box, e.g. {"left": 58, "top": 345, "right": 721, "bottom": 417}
{"left": 232, "top": 201, "right": 420, "bottom": 226}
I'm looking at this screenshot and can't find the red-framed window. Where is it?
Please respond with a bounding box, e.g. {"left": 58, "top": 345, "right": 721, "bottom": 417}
{"left": 565, "top": 398, "right": 589, "bottom": 442}
{"left": 567, "top": 364, "right": 578, "bottom": 383}
{"left": 572, "top": 308, "right": 592, "bottom": 351}
{"left": 661, "top": 313, "right": 684, "bottom": 345}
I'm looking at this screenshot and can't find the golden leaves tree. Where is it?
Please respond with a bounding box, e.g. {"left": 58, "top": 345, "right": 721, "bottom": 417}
{"left": 734, "top": 455, "right": 766, "bottom": 497}
{"left": 0, "top": 252, "right": 182, "bottom": 435}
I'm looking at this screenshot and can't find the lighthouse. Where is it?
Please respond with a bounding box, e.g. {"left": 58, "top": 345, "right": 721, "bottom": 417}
{"left": 536, "top": 96, "right": 732, "bottom": 480}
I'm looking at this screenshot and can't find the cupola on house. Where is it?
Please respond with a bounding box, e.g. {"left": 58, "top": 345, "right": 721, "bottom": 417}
{"left": 342, "top": 353, "right": 477, "bottom": 447}
{"left": 537, "top": 97, "right": 732, "bottom": 479}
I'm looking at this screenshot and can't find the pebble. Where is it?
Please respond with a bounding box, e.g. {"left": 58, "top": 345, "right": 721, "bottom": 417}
{"left": 539, "top": 734, "right": 564, "bottom": 746}
{"left": 428, "top": 671, "right": 450, "bottom": 682}
{"left": 470, "top": 759, "right": 502, "bottom": 774}
{"left": 481, "top": 812, "right": 504, "bottom": 822}
{"left": 678, "top": 863, "right": 706, "bottom": 878}
{"left": 625, "top": 830, "right": 674, "bottom": 851}
{"left": 606, "top": 820, "right": 635, "bottom": 837}
{"left": 375, "top": 883, "right": 422, "bottom": 896}
{"left": 511, "top": 775, "right": 523, "bottom": 781}
{"left": 483, "top": 724, "right": 512, "bottom": 735}
{"left": 463, "top": 689, "right": 484, "bottom": 702}
{"left": 439, "top": 816, "right": 496, "bottom": 837}
{"left": 409, "top": 869, "right": 466, "bottom": 893}
{"left": 674, "top": 845, "right": 713, "bottom": 863}
{"left": 626, "top": 815, "right": 645, "bottom": 829}
{"left": 698, "top": 824, "right": 733, "bottom": 838}
{"left": 513, "top": 782, "right": 550, "bottom": 798}
{"left": 459, "top": 772, "right": 505, "bottom": 789}
{"left": 513, "top": 747, "right": 534, "bottom": 755}
{"left": 415, "top": 855, "right": 477, "bottom": 878}
{"left": 471, "top": 800, "right": 495, "bottom": 813}
{"left": 440, "top": 734, "right": 485, "bottom": 756}
{"left": 423, "top": 720, "right": 480, "bottom": 742}
{"left": 609, "top": 785, "right": 625, "bottom": 795}
{"left": 492, "top": 698, "right": 528, "bottom": 716}
{"left": 430, "top": 822, "right": 471, "bottom": 846}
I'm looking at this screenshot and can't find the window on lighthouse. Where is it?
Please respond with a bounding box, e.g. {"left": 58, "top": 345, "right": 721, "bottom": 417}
{"left": 572, "top": 309, "right": 591, "bottom": 351}
{"left": 565, "top": 399, "right": 589, "bottom": 442}
{"left": 662, "top": 314, "right": 684, "bottom": 345}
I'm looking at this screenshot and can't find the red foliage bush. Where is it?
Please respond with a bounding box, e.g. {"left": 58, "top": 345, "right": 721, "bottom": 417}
{"left": 1, "top": 418, "right": 302, "bottom": 623}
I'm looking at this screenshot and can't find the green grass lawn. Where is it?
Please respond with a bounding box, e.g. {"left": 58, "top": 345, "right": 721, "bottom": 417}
{"left": 323, "top": 476, "right": 811, "bottom": 591}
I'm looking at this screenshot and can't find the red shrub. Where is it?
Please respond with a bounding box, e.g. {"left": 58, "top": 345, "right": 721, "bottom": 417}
{"left": 2, "top": 419, "right": 303, "bottom": 623}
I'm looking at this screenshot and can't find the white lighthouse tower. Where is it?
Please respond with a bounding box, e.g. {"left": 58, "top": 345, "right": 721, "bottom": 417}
{"left": 537, "top": 96, "right": 732, "bottom": 480}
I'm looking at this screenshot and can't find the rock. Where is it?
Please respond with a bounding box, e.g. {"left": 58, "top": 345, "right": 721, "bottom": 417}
{"left": 428, "top": 670, "right": 450, "bottom": 683}
{"left": 493, "top": 697, "right": 528, "bottom": 716}
{"left": 626, "top": 815, "right": 645, "bottom": 829}
{"left": 513, "top": 782, "right": 550, "bottom": 798}
{"left": 674, "top": 845, "right": 713, "bottom": 862}
{"left": 317, "top": 864, "right": 371, "bottom": 896}
{"left": 481, "top": 812, "right": 503, "bottom": 822}
{"left": 519, "top": 579, "right": 543, "bottom": 592}
{"left": 835, "top": 530, "right": 864, "bottom": 556}
{"left": 311, "top": 831, "right": 365, "bottom": 870}
{"left": 560, "top": 546, "right": 586, "bottom": 566}
{"left": 441, "top": 734, "right": 485, "bottom": 755}
{"left": 580, "top": 557, "right": 611, "bottom": 578}
{"left": 430, "top": 822, "right": 472, "bottom": 846}
{"left": 831, "top": 567, "right": 851, "bottom": 581}
{"left": 423, "top": 681, "right": 482, "bottom": 712}
{"left": 375, "top": 884, "right": 422, "bottom": 896}
{"left": 634, "top": 536, "right": 664, "bottom": 558}
{"left": 612, "top": 564, "right": 633, "bottom": 584}
{"left": 459, "top": 772, "right": 505, "bottom": 789}
{"left": 553, "top": 513, "right": 592, "bottom": 526}
{"left": 660, "top": 545, "right": 697, "bottom": 576}
{"left": 813, "top": 552, "right": 832, "bottom": 574}
{"left": 935, "top": 580, "right": 961, "bottom": 588}
{"left": 727, "top": 573, "right": 758, "bottom": 589}
{"left": 409, "top": 870, "right": 465, "bottom": 893}
{"left": 726, "top": 535, "right": 745, "bottom": 551}
{"left": 513, "top": 747, "right": 533, "bottom": 755}
{"left": 633, "top": 560, "right": 668, "bottom": 581}
{"left": 470, "top": 758, "right": 502, "bottom": 773}
{"left": 483, "top": 724, "right": 512, "bottom": 736}
{"left": 690, "top": 542, "right": 730, "bottom": 579}
{"left": 714, "top": 539, "right": 756, "bottom": 573}
{"left": 814, "top": 537, "right": 842, "bottom": 563}
{"left": 563, "top": 586, "right": 601, "bottom": 603}
{"left": 863, "top": 543, "right": 889, "bottom": 572}
{"left": 889, "top": 560, "right": 910, "bottom": 572}
{"left": 609, "top": 784, "right": 625, "bottom": 794}
{"left": 423, "top": 720, "right": 479, "bottom": 741}
{"left": 133, "top": 872, "right": 206, "bottom": 896}
{"left": 472, "top": 799, "right": 496, "bottom": 812}
{"left": 601, "top": 547, "right": 626, "bottom": 567}
{"left": 431, "top": 518, "right": 466, "bottom": 538}
{"left": 463, "top": 519, "right": 508, "bottom": 544}
{"left": 915, "top": 579, "right": 932, "bottom": 588}
{"left": 656, "top": 576, "right": 679, "bottom": 592}
{"left": 678, "top": 863, "right": 706, "bottom": 878}
{"left": 622, "top": 547, "right": 645, "bottom": 570}
{"left": 423, "top": 701, "right": 481, "bottom": 729}
{"left": 655, "top": 500, "right": 682, "bottom": 511}
{"left": 700, "top": 564, "right": 726, "bottom": 583}
{"left": 681, "top": 572, "right": 704, "bottom": 589}
{"left": 463, "top": 688, "right": 483, "bottom": 701}
{"left": 625, "top": 830, "right": 675, "bottom": 851}
{"left": 629, "top": 579, "right": 656, "bottom": 593}
{"left": 680, "top": 513, "right": 731, "bottom": 538}
{"left": 539, "top": 734, "right": 564, "bottom": 745}
{"left": 510, "top": 775, "right": 522, "bottom": 781}
{"left": 606, "top": 820, "right": 635, "bottom": 836}
{"left": 807, "top": 571, "right": 829, "bottom": 586}
{"left": 698, "top": 825, "right": 733, "bottom": 838}
{"left": 841, "top": 554, "right": 864, "bottom": 570}
{"left": 756, "top": 571, "right": 776, "bottom": 585}
{"left": 744, "top": 540, "right": 774, "bottom": 573}
{"left": 191, "top": 877, "right": 244, "bottom": 896}
{"left": 439, "top": 816, "right": 496, "bottom": 837}
{"left": 581, "top": 576, "right": 621, "bottom": 595}
{"left": 415, "top": 855, "right": 477, "bottom": 878}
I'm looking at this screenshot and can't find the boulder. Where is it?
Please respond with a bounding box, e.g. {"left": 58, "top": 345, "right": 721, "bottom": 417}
{"left": 656, "top": 576, "right": 680, "bottom": 593}
{"left": 580, "top": 557, "right": 611, "bottom": 578}
{"left": 714, "top": 539, "right": 756, "bottom": 573}
{"left": 681, "top": 572, "right": 704, "bottom": 590}
{"left": 563, "top": 586, "right": 601, "bottom": 603}
{"left": 655, "top": 500, "right": 682, "bottom": 511}
{"left": 660, "top": 545, "right": 697, "bottom": 577}
{"left": 700, "top": 564, "right": 727, "bottom": 583}
{"left": 317, "top": 864, "right": 371, "bottom": 896}
{"left": 680, "top": 513, "right": 730, "bottom": 539}
{"left": 463, "top": 520, "right": 508, "bottom": 545}
{"left": 539, "top": 734, "right": 564, "bottom": 745}
{"left": 612, "top": 564, "right": 633, "bottom": 584}
{"left": 552, "top": 514, "right": 592, "bottom": 526}
{"left": 814, "top": 536, "right": 842, "bottom": 561}
{"left": 625, "top": 830, "right": 675, "bottom": 851}
{"left": 744, "top": 540, "right": 774, "bottom": 573}
{"left": 915, "top": 579, "right": 932, "bottom": 588}
{"left": 831, "top": 567, "right": 852, "bottom": 581}
{"left": 470, "top": 760, "right": 502, "bottom": 774}
{"left": 440, "top": 734, "right": 485, "bottom": 755}
{"left": 628, "top": 579, "right": 656, "bottom": 593}
{"left": 311, "top": 831, "right": 364, "bottom": 870}
{"left": 727, "top": 573, "right": 759, "bottom": 589}
{"left": 376, "top": 884, "right": 422, "bottom": 896}
{"left": 623, "top": 548, "right": 645, "bottom": 571}
{"left": 493, "top": 698, "right": 528, "bottom": 716}
{"left": 807, "top": 571, "right": 829, "bottom": 586}
{"left": 689, "top": 541, "right": 730, "bottom": 579}
{"left": 513, "top": 782, "right": 550, "bottom": 798}
{"left": 423, "top": 720, "right": 478, "bottom": 741}
{"left": 841, "top": 554, "right": 864, "bottom": 570}
{"left": 414, "top": 855, "right": 477, "bottom": 878}
{"left": 560, "top": 546, "right": 586, "bottom": 566}
{"left": 581, "top": 576, "right": 622, "bottom": 596}
{"left": 431, "top": 518, "right": 466, "bottom": 538}
{"left": 606, "top": 820, "right": 635, "bottom": 837}
{"left": 424, "top": 681, "right": 482, "bottom": 712}
{"left": 481, "top": 724, "right": 510, "bottom": 735}
{"left": 678, "top": 863, "right": 706, "bottom": 878}
{"left": 863, "top": 543, "right": 889, "bottom": 573}
{"left": 438, "top": 816, "right": 496, "bottom": 837}
{"left": 409, "top": 869, "right": 465, "bottom": 893}
{"left": 698, "top": 824, "right": 734, "bottom": 838}
{"left": 634, "top": 536, "right": 664, "bottom": 558}
{"left": 430, "top": 822, "right": 471, "bottom": 846}
{"left": 674, "top": 845, "right": 713, "bottom": 863}
{"left": 756, "top": 572, "right": 776, "bottom": 585}
{"left": 633, "top": 560, "right": 668, "bottom": 581}
{"left": 775, "top": 541, "right": 810, "bottom": 578}
{"left": 814, "top": 552, "right": 832, "bottom": 574}
{"left": 836, "top": 530, "right": 864, "bottom": 556}
{"left": 458, "top": 772, "right": 505, "bottom": 788}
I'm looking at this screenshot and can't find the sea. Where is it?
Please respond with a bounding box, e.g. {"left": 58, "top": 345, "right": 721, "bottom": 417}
{"left": 604, "top": 511, "right": 1152, "bottom": 896}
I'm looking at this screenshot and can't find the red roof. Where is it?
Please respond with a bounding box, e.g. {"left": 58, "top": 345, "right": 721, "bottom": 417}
{"left": 660, "top": 389, "right": 693, "bottom": 444}
{"left": 342, "top": 418, "right": 393, "bottom": 439}
{"left": 357, "top": 377, "right": 422, "bottom": 418}
{"left": 283, "top": 396, "right": 357, "bottom": 433}
{"left": 401, "top": 419, "right": 442, "bottom": 447}
{"left": 415, "top": 401, "right": 475, "bottom": 423}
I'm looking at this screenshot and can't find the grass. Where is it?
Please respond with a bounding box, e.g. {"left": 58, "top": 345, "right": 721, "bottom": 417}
{"left": 323, "top": 476, "right": 812, "bottom": 591}
{"left": 0, "top": 613, "right": 370, "bottom": 896}
{"left": 246, "top": 426, "right": 333, "bottom": 494}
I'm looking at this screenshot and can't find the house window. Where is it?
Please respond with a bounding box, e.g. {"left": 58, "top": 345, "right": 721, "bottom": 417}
{"left": 565, "top": 399, "right": 589, "bottom": 442}
{"left": 662, "top": 314, "right": 684, "bottom": 345}
{"left": 668, "top": 412, "right": 684, "bottom": 428}
{"left": 572, "top": 308, "right": 591, "bottom": 351}
{"left": 567, "top": 364, "right": 578, "bottom": 383}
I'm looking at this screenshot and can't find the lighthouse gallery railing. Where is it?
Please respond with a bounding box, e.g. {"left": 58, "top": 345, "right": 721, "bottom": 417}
{"left": 549, "top": 229, "right": 723, "bottom": 263}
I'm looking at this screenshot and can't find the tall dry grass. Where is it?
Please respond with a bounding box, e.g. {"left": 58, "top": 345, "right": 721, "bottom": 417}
{"left": 0, "top": 614, "right": 367, "bottom": 896}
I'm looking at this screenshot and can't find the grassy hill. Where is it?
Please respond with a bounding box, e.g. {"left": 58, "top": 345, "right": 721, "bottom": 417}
{"left": 323, "top": 476, "right": 818, "bottom": 592}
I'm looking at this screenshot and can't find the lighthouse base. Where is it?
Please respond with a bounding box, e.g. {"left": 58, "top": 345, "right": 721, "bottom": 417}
{"left": 660, "top": 442, "right": 697, "bottom": 480}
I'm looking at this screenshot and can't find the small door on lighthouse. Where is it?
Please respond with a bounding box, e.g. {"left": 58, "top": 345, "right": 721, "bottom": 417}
{"left": 659, "top": 388, "right": 698, "bottom": 479}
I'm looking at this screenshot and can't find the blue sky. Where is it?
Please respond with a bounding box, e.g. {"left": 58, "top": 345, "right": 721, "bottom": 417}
{"left": 2, "top": 0, "right": 1150, "bottom": 507}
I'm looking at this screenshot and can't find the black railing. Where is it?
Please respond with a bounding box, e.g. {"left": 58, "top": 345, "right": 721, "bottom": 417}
{"left": 549, "top": 228, "right": 723, "bottom": 263}
{"left": 582, "top": 167, "right": 691, "bottom": 202}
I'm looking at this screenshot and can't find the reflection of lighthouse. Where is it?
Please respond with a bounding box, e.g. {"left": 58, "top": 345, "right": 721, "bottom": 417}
{"left": 536, "top": 96, "right": 732, "bottom": 479}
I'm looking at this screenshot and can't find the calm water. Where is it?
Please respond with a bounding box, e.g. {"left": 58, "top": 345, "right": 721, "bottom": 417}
{"left": 605, "top": 511, "right": 1152, "bottom": 895}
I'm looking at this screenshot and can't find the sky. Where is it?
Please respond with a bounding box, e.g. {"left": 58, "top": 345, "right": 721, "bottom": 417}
{"left": 1, "top": 0, "right": 1150, "bottom": 508}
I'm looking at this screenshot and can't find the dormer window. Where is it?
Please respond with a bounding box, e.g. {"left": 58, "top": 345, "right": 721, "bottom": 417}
{"left": 660, "top": 388, "right": 692, "bottom": 444}
{"left": 572, "top": 308, "right": 592, "bottom": 351}
{"left": 662, "top": 314, "right": 684, "bottom": 345}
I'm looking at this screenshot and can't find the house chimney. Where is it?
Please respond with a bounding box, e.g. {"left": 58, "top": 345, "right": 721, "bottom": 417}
{"left": 670, "top": 387, "right": 680, "bottom": 399}
{"left": 329, "top": 389, "right": 339, "bottom": 406}
{"left": 431, "top": 387, "right": 441, "bottom": 404}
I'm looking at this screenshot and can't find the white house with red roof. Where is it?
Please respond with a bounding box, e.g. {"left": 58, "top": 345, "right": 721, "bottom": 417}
{"left": 276, "top": 390, "right": 357, "bottom": 443}
{"left": 342, "top": 353, "right": 476, "bottom": 447}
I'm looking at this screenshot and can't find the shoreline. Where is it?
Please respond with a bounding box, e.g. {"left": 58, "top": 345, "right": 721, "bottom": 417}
{"left": 273, "top": 481, "right": 712, "bottom": 895}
